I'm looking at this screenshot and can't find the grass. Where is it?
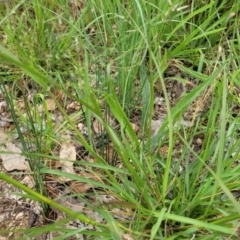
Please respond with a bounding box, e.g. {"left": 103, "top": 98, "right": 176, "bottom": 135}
{"left": 0, "top": 0, "right": 240, "bottom": 239}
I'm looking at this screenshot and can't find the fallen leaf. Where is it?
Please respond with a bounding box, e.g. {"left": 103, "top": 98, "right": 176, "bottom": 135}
{"left": 0, "top": 142, "right": 29, "bottom": 171}
{"left": 21, "top": 175, "right": 35, "bottom": 188}
{"left": 70, "top": 181, "right": 92, "bottom": 193}
{"left": 130, "top": 122, "right": 139, "bottom": 132}
{"left": 59, "top": 142, "right": 76, "bottom": 182}
{"left": 93, "top": 119, "right": 104, "bottom": 134}
{"left": 38, "top": 98, "right": 56, "bottom": 113}
{"left": 66, "top": 101, "right": 81, "bottom": 111}
{"left": 0, "top": 129, "right": 9, "bottom": 143}
{"left": 122, "top": 234, "right": 134, "bottom": 240}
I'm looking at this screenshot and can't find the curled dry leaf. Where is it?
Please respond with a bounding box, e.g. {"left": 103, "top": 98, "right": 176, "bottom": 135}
{"left": 0, "top": 142, "right": 29, "bottom": 171}
{"left": 59, "top": 142, "right": 76, "bottom": 182}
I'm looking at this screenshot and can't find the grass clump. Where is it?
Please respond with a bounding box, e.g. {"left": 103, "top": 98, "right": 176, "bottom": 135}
{"left": 0, "top": 0, "right": 240, "bottom": 239}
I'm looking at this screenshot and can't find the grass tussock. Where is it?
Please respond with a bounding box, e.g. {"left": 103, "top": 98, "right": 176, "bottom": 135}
{"left": 0, "top": 0, "right": 240, "bottom": 239}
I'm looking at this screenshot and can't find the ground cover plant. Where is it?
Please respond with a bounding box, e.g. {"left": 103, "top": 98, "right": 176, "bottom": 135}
{"left": 0, "top": 0, "right": 240, "bottom": 239}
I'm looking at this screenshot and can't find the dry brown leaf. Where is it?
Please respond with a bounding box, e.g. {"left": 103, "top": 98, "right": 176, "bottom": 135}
{"left": 122, "top": 234, "right": 134, "bottom": 240}
{"left": 21, "top": 175, "right": 35, "bottom": 188}
{"left": 66, "top": 101, "right": 81, "bottom": 111}
{"left": 159, "top": 145, "right": 169, "bottom": 157}
{"left": 0, "top": 142, "right": 29, "bottom": 171}
{"left": 0, "top": 129, "right": 9, "bottom": 143}
{"left": 38, "top": 98, "right": 56, "bottom": 113}
{"left": 93, "top": 119, "right": 104, "bottom": 134}
{"left": 69, "top": 170, "right": 102, "bottom": 193}
{"left": 59, "top": 142, "right": 76, "bottom": 182}
{"left": 70, "top": 181, "right": 92, "bottom": 193}
{"left": 130, "top": 122, "right": 139, "bottom": 132}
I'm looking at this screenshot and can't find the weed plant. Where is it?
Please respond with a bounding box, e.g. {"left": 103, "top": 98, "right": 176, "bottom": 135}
{"left": 0, "top": 0, "right": 240, "bottom": 239}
